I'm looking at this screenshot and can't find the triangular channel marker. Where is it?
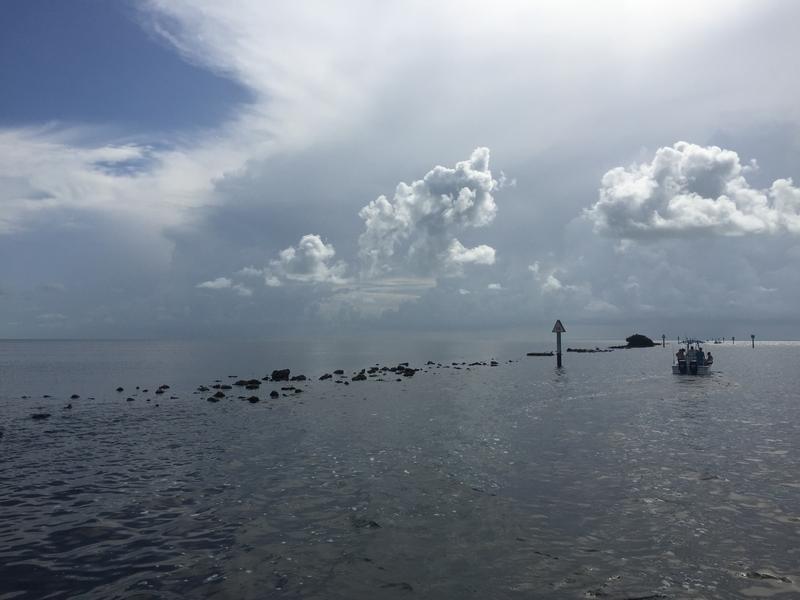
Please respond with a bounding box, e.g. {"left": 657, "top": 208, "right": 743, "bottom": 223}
{"left": 552, "top": 319, "right": 566, "bottom": 333}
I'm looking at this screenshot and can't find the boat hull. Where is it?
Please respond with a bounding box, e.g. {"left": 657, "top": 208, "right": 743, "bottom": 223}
{"left": 672, "top": 363, "right": 711, "bottom": 376}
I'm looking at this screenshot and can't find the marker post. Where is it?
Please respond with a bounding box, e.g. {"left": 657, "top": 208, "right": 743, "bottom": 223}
{"left": 552, "top": 320, "right": 566, "bottom": 368}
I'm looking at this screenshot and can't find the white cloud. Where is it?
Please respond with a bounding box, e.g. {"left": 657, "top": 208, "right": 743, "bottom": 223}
{"left": 586, "top": 141, "right": 800, "bottom": 239}
{"left": 197, "top": 277, "right": 232, "bottom": 289}
{"left": 458, "top": 288, "right": 471, "bottom": 295}
{"left": 232, "top": 283, "right": 253, "bottom": 297}
{"left": 358, "top": 147, "right": 498, "bottom": 277}
{"left": 270, "top": 234, "right": 347, "bottom": 284}
{"left": 237, "top": 266, "right": 264, "bottom": 277}
{"left": 487, "top": 283, "right": 503, "bottom": 290}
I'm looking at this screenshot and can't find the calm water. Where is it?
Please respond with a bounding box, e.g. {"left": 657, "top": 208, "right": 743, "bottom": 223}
{"left": 1, "top": 338, "right": 799, "bottom": 599}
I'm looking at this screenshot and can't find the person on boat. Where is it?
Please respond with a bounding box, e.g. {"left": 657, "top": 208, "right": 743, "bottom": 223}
{"left": 696, "top": 347, "right": 705, "bottom": 366}
{"left": 687, "top": 345, "right": 696, "bottom": 363}
{"left": 705, "top": 351, "right": 713, "bottom": 365}
{"left": 676, "top": 348, "right": 686, "bottom": 361}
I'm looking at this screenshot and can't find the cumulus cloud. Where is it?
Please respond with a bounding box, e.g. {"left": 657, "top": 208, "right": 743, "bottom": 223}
{"left": 197, "top": 277, "right": 233, "bottom": 289}
{"left": 357, "top": 147, "right": 498, "bottom": 277}
{"left": 586, "top": 141, "right": 800, "bottom": 239}
{"left": 269, "top": 234, "right": 347, "bottom": 284}
{"left": 487, "top": 283, "right": 503, "bottom": 290}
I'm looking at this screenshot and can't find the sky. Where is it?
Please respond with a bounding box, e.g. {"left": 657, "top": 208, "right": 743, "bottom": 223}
{"left": 2, "top": 0, "right": 800, "bottom": 340}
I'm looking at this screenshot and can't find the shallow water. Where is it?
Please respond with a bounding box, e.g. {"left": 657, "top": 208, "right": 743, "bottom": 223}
{"left": 1, "top": 339, "right": 799, "bottom": 599}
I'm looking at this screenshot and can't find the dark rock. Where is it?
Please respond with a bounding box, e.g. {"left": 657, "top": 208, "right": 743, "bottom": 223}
{"left": 745, "top": 571, "right": 791, "bottom": 583}
{"left": 43, "top": 395, "right": 51, "bottom": 398}
{"left": 197, "top": 385, "right": 210, "bottom": 392}
{"left": 351, "top": 516, "right": 381, "bottom": 529}
{"left": 426, "top": 361, "right": 436, "bottom": 365}
{"left": 159, "top": 384, "right": 170, "bottom": 389}
{"left": 213, "top": 391, "right": 226, "bottom": 398}
{"left": 247, "top": 396, "right": 260, "bottom": 403}
{"left": 270, "top": 390, "right": 279, "bottom": 399}
{"left": 116, "top": 387, "right": 124, "bottom": 392}
{"left": 290, "top": 375, "right": 307, "bottom": 381}
{"left": 220, "top": 384, "right": 232, "bottom": 390}
{"left": 31, "top": 413, "right": 51, "bottom": 420}
{"left": 380, "top": 582, "right": 414, "bottom": 592}
{"left": 625, "top": 333, "right": 656, "bottom": 348}
{"left": 155, "top": 389, "right": 164, "bottom": 395}
{"left": 352, "top": 372, "right": 367, "bottom": 381}
{"left": 70, "top": 394, "right": 79, "bottom": 399}
{"left": 319, "top": 373, "right": 333, "bottom": 380}
{"left": 333, "top": 369, "right": 344, "bottom": 375}
{"left": 271, "top": 369, "right": 291, "bottom": 381}
{"left": 63, "top": 404, "right": 72, "bottom": 410}
{"left": 126, "top": 397, "right": 135, "bottom": 402}
{"left": 527, "top": 352, "right": 554, "bottom": 356}
{"left": 280, "top": 386, "right": 295, "bottom": 391}
{"left": 490, "top": 361, "right": 498, "bottom": 366}
{"left": 207, "top": 396, "right": 220, "bottom": 403}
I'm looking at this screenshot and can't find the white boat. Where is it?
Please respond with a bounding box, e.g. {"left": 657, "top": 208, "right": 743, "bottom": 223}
{"left": 672, "top": 339, "right": 713, "bottom": 375}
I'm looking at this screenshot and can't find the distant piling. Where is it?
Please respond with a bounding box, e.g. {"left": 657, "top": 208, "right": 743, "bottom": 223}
{"left": 552, "top": 319, "right": 566, "bottom": 368}
{"left": 751, "top": 334, "right": 755, "bottom": 348}
{"left": 662, "top": 334, "right": 666, "bottom": 347}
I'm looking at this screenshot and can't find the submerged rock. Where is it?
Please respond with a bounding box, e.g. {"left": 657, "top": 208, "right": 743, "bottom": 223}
{"left": 247, "top": 396, "right": 260, "bottom": 403}
{"left": 319, "top": 373, "right": 332, "bottom": 380}
{"left": 116, "top": 387, "right": 124, "bottom": 392}
{"left": 31, "top": 413, "right": 51, "bottom": 420}
{"left": 290, "top": 374, "right": 307, "bottom": 382}
{"left": 270, "top": 390, "right": 279, "bottom": 399}
{"left": 70, "top": 394, "right": 79, "bottom": 399}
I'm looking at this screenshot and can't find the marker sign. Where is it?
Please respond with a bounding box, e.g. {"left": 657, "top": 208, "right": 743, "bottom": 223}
{"left": 552, "top": 320, "right": 566, "bottom": 334}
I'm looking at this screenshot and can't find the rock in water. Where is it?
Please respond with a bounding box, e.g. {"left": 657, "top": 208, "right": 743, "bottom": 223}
{"left": 269, "top": 390, "right": 279, "bottom": 399}
{"left": 271, "top": 369, "right": 291, "bottom": 381}
{"left": 31, "top": 413, "right": 51, "bottom": 420}
{"left": 247, "top": 396, "right": 260, "bottom": 403}
{"left": 625, "top": 333, "right": 656, "bottom": 348}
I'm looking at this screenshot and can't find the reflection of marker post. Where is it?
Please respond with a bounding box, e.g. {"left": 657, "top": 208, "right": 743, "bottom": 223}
{"left": 552, "top": 319, "right": 566, "bottom": 368}
{"left": 751, "top": 334, "right": 755, "bottom": 348}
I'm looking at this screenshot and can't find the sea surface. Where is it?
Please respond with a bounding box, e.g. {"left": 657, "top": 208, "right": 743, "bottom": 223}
{"left": 1, "top": 337, "right": 799, "bottom": 599}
